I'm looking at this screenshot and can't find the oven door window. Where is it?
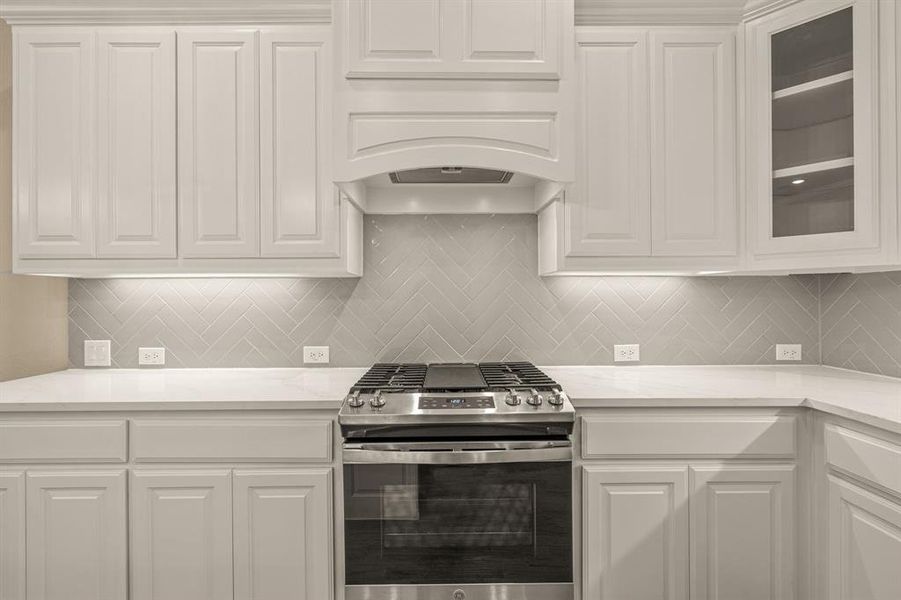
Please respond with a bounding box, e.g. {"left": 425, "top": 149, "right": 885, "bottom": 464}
{"left": 343, "top": 461, "right": 572, "bottom": 585}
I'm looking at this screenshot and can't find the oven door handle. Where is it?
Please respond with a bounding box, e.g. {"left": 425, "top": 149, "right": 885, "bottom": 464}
{"left": 342, "top": 441, "right": 572, "bottom": 465}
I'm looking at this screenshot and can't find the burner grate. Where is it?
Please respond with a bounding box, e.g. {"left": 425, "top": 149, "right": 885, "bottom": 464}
{"left": 479, "top": 362, "right": 558, "bottom": 390}
{"left": 351, "top": 363, "right": 427, "bottom": 392}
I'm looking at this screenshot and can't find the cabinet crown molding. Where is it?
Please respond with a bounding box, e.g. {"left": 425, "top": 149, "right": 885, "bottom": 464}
{"left": 574, "top": 0, "right": 801, "bottom": 25}
{"left": 0, "top": 0, "right": 330, "bottom": 25}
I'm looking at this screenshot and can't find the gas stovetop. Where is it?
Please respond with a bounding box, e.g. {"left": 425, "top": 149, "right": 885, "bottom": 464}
{"left": 338, "top": 362, "right": 574, "bottom": 433}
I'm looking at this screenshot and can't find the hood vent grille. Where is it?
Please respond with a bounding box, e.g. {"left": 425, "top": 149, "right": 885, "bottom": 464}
{"left": 388, "top": 167, "right": 514, "bottom": 184}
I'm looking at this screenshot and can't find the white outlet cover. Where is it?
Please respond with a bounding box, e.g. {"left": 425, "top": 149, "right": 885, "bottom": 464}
{"left": 776, "top": 344, "right": 802, "bottom": 361}
{"left": 139, "top": 347, "right": 166, "bottom": 366}
{"left": 614, "top": 344, "right": 640, "bottom": 363}
{"left": 84, "top": 340, "right": 111, "bottom": 367}
{"left": 303, "top": 346, "right": 330, "bottom": 364}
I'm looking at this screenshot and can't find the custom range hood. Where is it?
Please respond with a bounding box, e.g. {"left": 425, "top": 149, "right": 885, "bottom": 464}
{"left": 331, "top": 0, "right": 575, "bottom": 215}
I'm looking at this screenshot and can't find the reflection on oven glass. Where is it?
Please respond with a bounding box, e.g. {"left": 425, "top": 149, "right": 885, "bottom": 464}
{"left": 382, "top": 483, "right": 535, "bottom": 549}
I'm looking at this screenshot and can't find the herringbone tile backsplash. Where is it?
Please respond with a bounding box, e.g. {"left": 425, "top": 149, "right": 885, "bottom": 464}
{"left": 821, "top": 272, "right": 901, "bottom": 378}
{"left": 68, "top": 214, "right": 822, "bottom": 368}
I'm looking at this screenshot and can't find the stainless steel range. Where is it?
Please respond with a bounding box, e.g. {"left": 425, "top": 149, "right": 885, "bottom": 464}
{"left": 339, "top": 362, "right": 575, "bottom": 600}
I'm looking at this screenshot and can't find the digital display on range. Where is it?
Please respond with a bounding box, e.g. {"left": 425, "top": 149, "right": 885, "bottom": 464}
{"left": 418, "top": 396, "right": 495, "bottom": 409}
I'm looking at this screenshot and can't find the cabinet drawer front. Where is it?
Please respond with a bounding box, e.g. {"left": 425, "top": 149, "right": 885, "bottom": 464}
{"left": 0, "top": 421, "right": 127, "bottom": 463}
{"left": 131, "top": 419, "right": 332, "bottom": 463}
{"left": 582, "top": 414, "right": 796, "bottom": 458}
{"left": 825, "top": 425, "right": 901, "bottom": 495}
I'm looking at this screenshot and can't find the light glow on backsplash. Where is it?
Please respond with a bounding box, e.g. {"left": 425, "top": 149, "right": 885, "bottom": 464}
{"left": 68, "top": 214, "right": 822, "bottom": 369}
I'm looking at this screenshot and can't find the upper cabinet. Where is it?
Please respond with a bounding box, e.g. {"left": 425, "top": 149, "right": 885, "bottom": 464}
{"left": 540, "top": 26, "right": 737, "bottom": 275}
{"left": 745, "top": 0, "right": 894, "bottom": 271}
{"left": 12, "top": 25, "right": 362, "bottom": 277}
{"left": 342, "top": 0, "right": 564, "bottom": 79}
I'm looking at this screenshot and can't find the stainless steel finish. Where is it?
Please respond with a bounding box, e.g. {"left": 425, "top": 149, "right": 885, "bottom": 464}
{"left": 339, "top": 391, "right": 575, "bottom": 426}
{"left": 345, "top": 583, "right": 574, "bottom": 600}
{"left": 526, "top": 389, "right": 542, "bottom": 406}
{"left": 343, "top": 439, "right": 572, "bottom": 465}
{"left": 505, "top": 389, "right": 521, "bottom": 406}
{"left": 347, "top": 391, "right": 364, "bottom": 408}
{"left": 548, "top": 390, "right": 564, "bottom": 406}
{"left": 369, "top": 390, "right": 385, "bottom": 408}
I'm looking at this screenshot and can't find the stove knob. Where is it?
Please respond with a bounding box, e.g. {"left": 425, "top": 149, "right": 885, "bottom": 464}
{"left": 548, "top": 390, "right": 565, "bottom": 407}
{"left": 346, "top": 391, "right": 364, "bottom": 408}
{"left": 527, "top": 390, "right": 543, "bottom": 406}
{"left": 505, "top": 391, "right": 521, "bottom": 406}
{"left": 369, "top": 391, "right": 386, "bottom": 409}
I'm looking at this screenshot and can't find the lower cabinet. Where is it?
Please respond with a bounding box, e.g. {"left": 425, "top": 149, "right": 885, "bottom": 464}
{"left": 26, "top": 470, "right": 128, "bottom": 600}
{"left": 583, "top": 464, "right": 796, "bottom": 600}
{"left": 583, "top": 466, "right": 689, "bottom": 600}
{"left": 827, "top": 476, "right": 901, "bottom": 600}
{"left": 0, "top": 472, "right": 25, "bottom": 600}
{"left": 130, "top": 468, "right": 332, "bottom": 600}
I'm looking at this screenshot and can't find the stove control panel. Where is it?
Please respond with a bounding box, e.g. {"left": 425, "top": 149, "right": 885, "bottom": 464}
{"left": 418, "top": 396, "right": 496, "bottom": 410}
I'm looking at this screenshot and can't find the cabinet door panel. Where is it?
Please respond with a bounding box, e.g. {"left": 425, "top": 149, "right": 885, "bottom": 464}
{"left": 233, "top": 470, "right": 332, "bottom": 600}
{"left": 690, "top": 465, "right": 796, "bottom": 600}
{"left": 0, "top": 472, "right": 25, "bottom": 600}
{"left": 260, "top": 29, "right": 338, "bottom": 257}
{"left": 97, "top": 30, "right": 176, "bottom": 258}
{"left": 828, "top": 476, "right": 901, "bottom": 600}
{"left": 26, "top": 471, "right": 127, "bottom": 600}
{"left": 130, "top": 470, "right": 233, "bottom": 600}
{"left": 650, "top": 30, "right": 736, "bottom": 256}
{"left": 178, "top": 30, "right": 258, "bottom": 258}
{"left": 583, "top": 466, "right": 688, "bottom": 600}
{"left": 566, "top": 30, "right": 650, "bottom": 257}
{"left": 15, "top": 29, "right": 94, "bottom": 258}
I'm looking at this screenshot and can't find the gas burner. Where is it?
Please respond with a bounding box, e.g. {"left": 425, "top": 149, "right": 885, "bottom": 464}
{"left": 351, "top": 363, "right": 427, "bottom": 392}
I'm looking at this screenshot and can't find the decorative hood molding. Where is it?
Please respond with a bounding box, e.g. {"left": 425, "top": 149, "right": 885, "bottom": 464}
{"left": 574, "top": 0, "right": 803, "bottom": 25}
{"left": 0, "top": 0, "right": 330, "bottom": 25}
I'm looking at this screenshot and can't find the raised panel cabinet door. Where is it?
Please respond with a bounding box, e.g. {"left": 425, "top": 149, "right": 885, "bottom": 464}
{"left": 25, "top": 470, "right": 127, "bottom": 600}
{"left": 97, "top": 29, "right": 176, "bottom": 258}
{"left": 583, "top": 466, "right": 689, "bottom": 600}
{"left": 690, "top": 465, "right": 796, "bottom": 600}
{"left": 15, "top": 29, "right": 94, "bottom": 258}
{"left": 177, "top": 30, "right": 259, "bottom": 258}
{"left": 233, "top": 469, "right": 332, "bottom": 600}
{"left": 259, "top": 28, "right": 338, "bottom": 258}
{"left": 130, "top": 470, "right": 233, "bottom": 600}
{"left": 650, "top": 29, "right": 737, "bottom": 257}
{"left": 0, "top": 472, "right": 25, "bottom": 600}
{"left": 565, "top": 29, "right": 651, "bottom": 257}
{"left": 828, "top": 476, "right": 901, "bottom": 600}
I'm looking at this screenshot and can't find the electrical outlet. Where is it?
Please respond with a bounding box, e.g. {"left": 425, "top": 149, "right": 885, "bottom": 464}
{"left": 776, "top": 344, "right": 802, "bottom": 361}
{"left": 84, "top": 340, "right": 111, "bottom": 367}
{"left": 303, "top": 346, "right": 330, "bottom": 364}
{"left": 139, "top": 347, "right": 166, "bottom": 366}
{"left": 614, "top": 344, "right": 640, "bottom": 363}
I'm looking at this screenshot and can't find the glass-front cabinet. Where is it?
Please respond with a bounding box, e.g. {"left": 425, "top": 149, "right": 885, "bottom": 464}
{"left": 746, "top": 0, "right": 885, "bottom": 268}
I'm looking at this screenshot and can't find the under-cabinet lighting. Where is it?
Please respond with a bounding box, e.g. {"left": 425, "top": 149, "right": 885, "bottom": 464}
{"left": 791, "top": 179, "right": 806, "bottom": 185}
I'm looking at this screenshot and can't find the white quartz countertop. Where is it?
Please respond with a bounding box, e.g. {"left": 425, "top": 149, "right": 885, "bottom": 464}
{"left": 1, "top": 365, "right": 900, "bottom": 434}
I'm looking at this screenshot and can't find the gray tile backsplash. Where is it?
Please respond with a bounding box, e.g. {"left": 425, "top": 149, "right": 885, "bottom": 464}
{"left": 821, "top": 272, "right": 901, "bottom": 378}
{"left": 68, "top": 214, "right": 822, "bottom": 368}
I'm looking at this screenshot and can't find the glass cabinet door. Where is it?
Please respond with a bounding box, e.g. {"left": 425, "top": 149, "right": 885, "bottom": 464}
{"left": 770, "top": 7, "right": 854, "bottom": 239}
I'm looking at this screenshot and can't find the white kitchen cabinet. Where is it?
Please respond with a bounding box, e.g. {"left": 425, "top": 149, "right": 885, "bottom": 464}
{"left": 26, "top": 470, "right": 127, "bottom": 600}
{"left": 745, "top": 0, "right": 890, "bottom": 270}
{"left": 233, "top": 469, "right": 332, "bottom": 600}
{"left": 545, "top": 26, "right": 737, "bottom": 274}
{"left": 340, "top": 0, "right": 565, "bottom": 79}
{"left": 827, "top": 476, "right": 901, "bottom": 600}
{"left": 259, "top": 28, "right": 338, "bottom": 258}
{"left": 690, "top": 465, "right": 796, "bottom": 600}
{"left": 0, "top": 472, "right": 25, "bottom": 600}
{"left": 96, "top": 29, "right": 177, "bottom": 258}
{"left": 583, "top": 466, "right": 689, "bottom": 600}
{"left": 14, "top": 29, "right": 95, "bottom": 258}
{"left": 177, "top": 29, "right": 259, "bottom": 258}
{"left": 130, "top": 470, "right": 233, "bottom": 600}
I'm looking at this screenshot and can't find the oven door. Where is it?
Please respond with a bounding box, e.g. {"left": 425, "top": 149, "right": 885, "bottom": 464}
{"left": 342, "top": 440, "right": 573, "bottom": 600}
